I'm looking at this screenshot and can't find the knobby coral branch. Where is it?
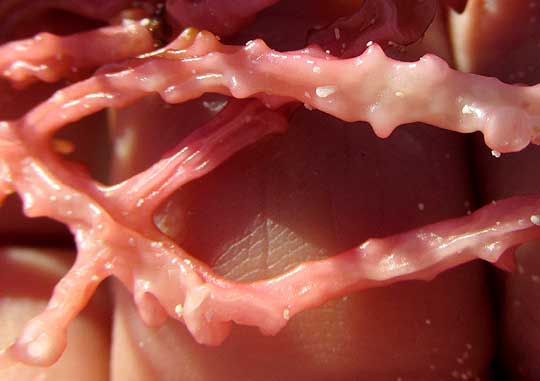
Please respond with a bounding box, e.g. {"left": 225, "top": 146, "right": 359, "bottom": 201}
{"left": 0, "top": 28, "right": 540, "bottom": 368}
{"left": 19, "top": 29, "right": 540, "bottom": 154}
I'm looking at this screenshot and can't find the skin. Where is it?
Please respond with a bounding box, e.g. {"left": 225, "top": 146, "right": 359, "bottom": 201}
{"left": 0, "top": 1, "right": 539, "bottom": 380}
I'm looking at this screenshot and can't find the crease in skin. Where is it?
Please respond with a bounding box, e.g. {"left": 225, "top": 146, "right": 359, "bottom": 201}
{"left": 0, "top": 24, "right": 539, "bottom": 370}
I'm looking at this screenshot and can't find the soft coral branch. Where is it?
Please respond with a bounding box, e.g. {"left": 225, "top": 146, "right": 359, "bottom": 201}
{"left": 21, "top": 29, "right": 540, "bottom": 154}
{"left": 0, "top": 23, "right": 154, "bottom": 87}
{"left": 2, "top": 27, "right": 540, "bottom": 368}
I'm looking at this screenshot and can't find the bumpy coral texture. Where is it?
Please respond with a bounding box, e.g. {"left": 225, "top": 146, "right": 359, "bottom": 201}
{"left": 0, "top": 0, "right": 539, "bottom": 369}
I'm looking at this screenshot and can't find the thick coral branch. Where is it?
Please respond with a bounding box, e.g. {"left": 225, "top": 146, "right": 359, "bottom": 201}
{"left": 20, "top": 30, "right": 540, "bottom": 155}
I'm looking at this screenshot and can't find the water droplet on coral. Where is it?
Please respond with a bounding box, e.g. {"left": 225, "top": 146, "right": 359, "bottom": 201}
{"left": 316, "top": 85, "right": 337, "bottom": 98}
{"left": 175, "top": 304, "right": 184, "bottom": 317}
{"left": 283, "top": 308, "right": 291, "bottom": 320}
{"left": 530, "top": 215, "right": 540, "bottom": 226}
